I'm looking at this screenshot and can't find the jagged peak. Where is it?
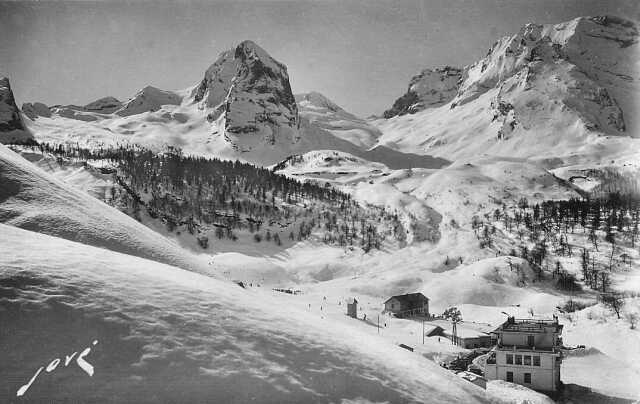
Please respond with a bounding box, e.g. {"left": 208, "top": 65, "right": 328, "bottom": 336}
{"left": 136, "top": 85, "right": 172, "bottom": 95}
{"left": 233, "top": 40, "right": 288, "bottom": 73}
{"left": 296, "top": 92, "right": 345, "bottom": 113}
{"left": 0, "top": 77, "right": 11, "bottom": 89}
{"left": 236, "top": 39, "right": 265, "bottom": 53}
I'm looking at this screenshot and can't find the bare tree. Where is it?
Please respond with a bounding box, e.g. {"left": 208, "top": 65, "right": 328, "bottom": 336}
{"left": 601, "top": 293, "right": 624, "bottom": 319}
{"left": 625, "top": 311, "right": 638, "bottom": 329}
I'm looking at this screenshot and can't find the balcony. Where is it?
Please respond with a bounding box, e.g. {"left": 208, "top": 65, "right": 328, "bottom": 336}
{"left": 495, "top": 344, "right": 560, "bottom": 354}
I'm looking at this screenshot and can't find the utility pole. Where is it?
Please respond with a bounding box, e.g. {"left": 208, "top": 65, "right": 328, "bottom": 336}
{"left": 452, "top": 320, "right": 458, "bottom": 346}
{"left": 377, "top": 315, "right": 380, "bottom": 334}
{"left": 422, "top": 319, "right": 425, "bottom": 344}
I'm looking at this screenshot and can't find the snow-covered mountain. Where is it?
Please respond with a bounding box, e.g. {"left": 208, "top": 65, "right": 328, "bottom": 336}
{"left": 0, "top": 77, "right": 32, "bottom": 144}
{"left": 296, "top": 91, "right": 381, "bottom": 148}
{"left": 3, "top": 14, "right": 640, "bottom": 403}
{"left": 190, "top": 40, "right": 299, "bottom": 151}
{"left": 18, "top": 41, "right": 448, "bottom": 167}
{"left": 117, "top": 86, "right": 181, "bottom": 116}
{"left": 375, "top": 16, "right": 640, "bottom": 166}
{"left": 85, "top": 96, "right": 123, "bottom": 113}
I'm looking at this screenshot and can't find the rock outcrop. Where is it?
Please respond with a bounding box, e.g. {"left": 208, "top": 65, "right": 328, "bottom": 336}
{"left": 0, "top": 77, "right": 32, "bottom": 144}
{"left": 383, "top": 67, "right": 462, "bottom": 118}
{"left": 22, "top": 102, "right": 52, "bottom": 120}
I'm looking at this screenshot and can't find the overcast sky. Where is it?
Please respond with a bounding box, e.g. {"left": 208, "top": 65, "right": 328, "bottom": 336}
{"left": 1, "top": 0, "right": 638, "bottom": 117}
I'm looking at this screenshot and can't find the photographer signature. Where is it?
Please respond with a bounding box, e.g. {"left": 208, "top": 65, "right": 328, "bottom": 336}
{"left": 17, "top": 340, "right": 98, "bottom": 397}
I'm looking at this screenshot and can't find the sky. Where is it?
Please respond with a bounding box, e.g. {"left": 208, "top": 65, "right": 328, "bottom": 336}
{"left": 1, "top": 0, "right": 638, "bottom": 117}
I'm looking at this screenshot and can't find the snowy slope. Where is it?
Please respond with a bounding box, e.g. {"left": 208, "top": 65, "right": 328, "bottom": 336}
{"left": 0, "top": 143, "right": 207, "bottom": 272}
{"left": 374, "top": 16, "right": 640, "bottom": 166}
{"left": 0, "top": 224, "right": 491, "bottom": 404}
{"left": 296, "top": 92, "right": 381, "bottom": 148}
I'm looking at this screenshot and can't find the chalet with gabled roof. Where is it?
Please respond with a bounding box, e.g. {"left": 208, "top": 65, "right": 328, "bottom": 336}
{"left": 384, "top": 293, "right": 429, "bottom": 318}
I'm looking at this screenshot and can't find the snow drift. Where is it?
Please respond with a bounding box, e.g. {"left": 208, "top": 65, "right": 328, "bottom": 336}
{"left": 0, "top": 224, "right": 489, "bottom": 403}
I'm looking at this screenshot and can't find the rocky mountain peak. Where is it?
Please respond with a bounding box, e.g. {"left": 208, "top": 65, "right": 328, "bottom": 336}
{"left": 296, "top": 92, "right": 345, "bottom": 114}
{"left": 84, "top": 96, "right": 122, "bottom": 113}
{"left": 116, "top": 86, "right": 182, "bottom": 117}
{"left": 190, "top": 40, "right": 299, "bottom": 153}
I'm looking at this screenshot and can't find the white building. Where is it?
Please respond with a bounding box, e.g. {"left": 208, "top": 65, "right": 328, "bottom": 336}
{"left": 484, "top": 317, "right": 563, "bottom": 392}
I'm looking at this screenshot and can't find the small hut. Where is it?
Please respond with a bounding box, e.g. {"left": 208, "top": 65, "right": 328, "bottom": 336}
{"left": 346, "top": 297, "right": 358, "bottom": 318}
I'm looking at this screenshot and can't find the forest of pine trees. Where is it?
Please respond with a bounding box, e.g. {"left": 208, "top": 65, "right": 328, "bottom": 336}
{"left": 16, "top": 142, "right": 405, "bottom": 252}
{"left": 475, "top": 194, "right": 639, "bottom": 308}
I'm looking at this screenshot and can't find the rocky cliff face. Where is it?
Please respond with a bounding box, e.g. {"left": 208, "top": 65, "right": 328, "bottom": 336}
{"left": 384, "top": 67, "right": 462, "bottom": 118}
{"left": 191, "top": 40, "right": 299, "bottom": 152}
{"left": 0, "top": 77, "right": 32, "bottom": 144}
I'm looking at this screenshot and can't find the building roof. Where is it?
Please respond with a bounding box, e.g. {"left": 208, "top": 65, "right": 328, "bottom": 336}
{"left": 384, "top": 292, "right": 429, "bottom": 305}
{"left": 346, "top": 297, "right": 358, "bottom": 304}
{"left": 424, "top": 325, "right": 445, "bottom": 337}
{"left": 444, "top": 327, "right": 491, "bottom": 339}
{"left": 492, "top": 317, "right": 563, "bottom": 334}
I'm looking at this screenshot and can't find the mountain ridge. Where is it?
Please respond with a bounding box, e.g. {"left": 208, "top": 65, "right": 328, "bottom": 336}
{"left": 374, "top": 14, "right": 640, "bottom": 165}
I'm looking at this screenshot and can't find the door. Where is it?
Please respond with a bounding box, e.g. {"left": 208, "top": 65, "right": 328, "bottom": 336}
{"left": 527, "top": 335, "right": 535, "bottom": 347}
{"left": 506, "top": 371, "right": 513, "bottom": 382}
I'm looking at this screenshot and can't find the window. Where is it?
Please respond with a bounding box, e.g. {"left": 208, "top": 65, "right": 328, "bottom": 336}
{"left": 515, "top": 355, "right": 522, "bottom": 365}
{"left": 527, "top": 335, "right": 535, "bottom": 346}
{"left": 506, "top": 371, "right": 513, "bottom": 382}
{"left": 506, "top": 354, "right": 513, "bottom": 364}
{"left": 524, "top": 373, "right": 531, "bottom": 384}
{"left": 533, "top": 356, "right": 540, "bottom": 366}
{"left": 524, "top": 355, "right": 531, "bottom": 366}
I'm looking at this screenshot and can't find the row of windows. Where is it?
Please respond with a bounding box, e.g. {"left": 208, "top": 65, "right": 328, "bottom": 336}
{"left": 506, "top": 371, "right": 531, "bottom": 384}
{"left": 506, "top": 354, "right": 540, "bottom": 366}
